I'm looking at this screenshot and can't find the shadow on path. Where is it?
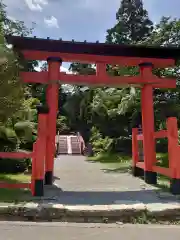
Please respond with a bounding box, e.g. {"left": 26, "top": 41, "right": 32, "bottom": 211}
{"left": 43, "top": 184, "right": 176, "bottom": 205}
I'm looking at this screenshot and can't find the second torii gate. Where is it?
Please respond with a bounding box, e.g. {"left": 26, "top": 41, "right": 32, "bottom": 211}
{"left": 6, "top": 35, "right": 179, "bottom": 194}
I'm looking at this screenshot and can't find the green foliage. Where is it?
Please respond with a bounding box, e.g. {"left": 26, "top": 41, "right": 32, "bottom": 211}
{"left": 0, "top": 1, "right": 34, "bottom": 122}
{"left": 0, "top": 158, "right": 30, "bottom": 173}
{"left": 11, "top": 98, "right": 39, "bottom": 150}
{"left": 69, "top": 63, "right": 96, "bottom": 75}
{"left": 0, "top": 44, "right": 24, "bottom": 122}
{"left": 0, "top": 125, "right": 18, "bottom": 151}
{"left": 0, "top": 2, "right": 37, "bottom": 172}
{"left": 90, "top": 127, "right": 113, "bottom": 154}
{"left": 56, "top": 115, "right": 70, "bottom": 134}
{"left": 0, "top": 123, "right": 32, "bottom": 173}
{"left": 106, "top": 0, "right": 153, "bottom": 44}
{"left": 0, "top": 125, "right": 30, "bottom": 174}
{"left": 14, "top": 121, "right": 36, "bottom": 145}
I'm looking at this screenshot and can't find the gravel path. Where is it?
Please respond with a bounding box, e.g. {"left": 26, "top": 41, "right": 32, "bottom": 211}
{"left": 43, "top": 155, "right": 177, "bottom": 205}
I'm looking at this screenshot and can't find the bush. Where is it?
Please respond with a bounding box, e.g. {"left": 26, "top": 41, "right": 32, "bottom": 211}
{"left": 156, "top": 138, "right": 168, "bottom": 153}
{"left": 19, "top": 134, "right": 36, "bottom": 151}
{"left": 0, "top": 158, "right": 31, "bottom": 173}
{"left": 14, "top": 121, "right": 37, "bottom": 151}
{"left": 112, "top": 137, "right": 132, "bottom": 154}
{"left": 90, "top": 127, "right": 113, "bottom": 155}
{"left": 56, "top": 116, "right": 70, "bottom": 134}
{"left": 0, "top": 126, "right": 18, "bottom": 152}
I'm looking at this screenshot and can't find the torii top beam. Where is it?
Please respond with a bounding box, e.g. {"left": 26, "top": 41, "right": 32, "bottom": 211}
{"left": 5, "top": 35, "right": 180, "bottom": 67}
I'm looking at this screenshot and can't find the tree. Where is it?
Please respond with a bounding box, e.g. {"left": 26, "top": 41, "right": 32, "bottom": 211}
{"left": 67, "top": 3, "right": 180, "bottom": 154}
{"left": 0, "top": 1, "right": 33, "bottom": 122}
{"left": 69, "top": 63, "right": 95, "bottom": 75}
{"left": 97, "top": 0, "right": 153, "bottom": 130}
{"left": 106, "top": 0, "right": 153, "bottom": 44}
{"left": 117, "top": 18, "right": 180, "bottom": 129}
{"left": 0, "top": 1, "right": 40, "bottom": 155}
{"left": 105, "top": 2, "right": 180, "bottom": 132}
{"left": 67, "top": 0, "right": 154, "bottom": 147}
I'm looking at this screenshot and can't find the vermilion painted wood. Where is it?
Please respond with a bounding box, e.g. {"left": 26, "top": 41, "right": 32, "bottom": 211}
{"left": 154, "top": 130, "right": 167, "bottom": 139}
{"left": 0, "top": 152, "right": 32, "bottom": 159}
{"left": 6, "top": 35, "right": 180, "bottom": 65}
{"left": 167, "top": 117, "right": 179, "bottom": 178}
{"left": 132, "top": 128, "right": 139, "bottom": 166}
{"left": 31, "top": 142, "right": 37, "bottom": 195}
{"left": 22, "top": 50, "right": 175, "bottom": 68}
{"left": 0, "top": 151, "right": 33, "bottom": 191}
{"left": 141, "top": 66, "right": 156, "bottom": 170}
{"left": 35, "top": 113, "right": 48, "bottom": 179}
{"left": 152, "top": 166, "right": 171, "bottom": 177}
{"left": 177, "top": 146, "right": 180, "bottom": 179}
{"left": 136, "top": 162, "right": 145, "bottom": 169}
{"left": 135, "top": 163, "right": 171, "bottom": 177}
{"left": 20, "top": 72, "right": 176, "bottom": 88}
{"left": 151, "top": 82, "right": 176, "bottom": 89}
{"left": 45, "top": 60, "right": 60, "bottom": 174}
{"left": 137, "top": 130, "right": 167, "bottom": 141}
{"left": 96, "top": 63, "right": 106, "bottom": 77}
{"left": 137, "top": 134, "right": 143, "bottom": 141}
{"left": 0, "top": 183, "right": 31, "bottom": 189}
{"left": 59, "top": 73, "right": 176, "bottom": 86}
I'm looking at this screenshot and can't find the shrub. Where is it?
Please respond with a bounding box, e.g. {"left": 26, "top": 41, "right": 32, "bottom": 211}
{"left": 0, "top": 126, "right": 18, "bottom": 152}
{"left": 0, "top": 125, "right": 31, "bottom": 173}
{"left": 156, "top": 138, "right": 168, "bottom": 153}
{"left": 112, "top": 137, "right": 132, "bottom": 154}
{"left": 90, "top": 127, "right": 113, "bottom": 155}
{"left": 14, "top": 121, "right": 37, "bottom": 150}
{"left": 0, "top": 158, "right": 31, "bottom": 173}
{"left": 56, "top": 116, "right": 70, "bottom": 134}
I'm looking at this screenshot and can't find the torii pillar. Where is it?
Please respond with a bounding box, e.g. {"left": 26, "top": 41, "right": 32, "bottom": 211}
{"left": 45, "top": 57, "right": 62, "bottom": 185}
{"left": 140, "top": 62, "right": 157, "bottom": 184}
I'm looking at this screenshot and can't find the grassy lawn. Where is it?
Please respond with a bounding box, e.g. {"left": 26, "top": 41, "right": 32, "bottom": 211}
{"left": 156, "top": 152, "right": 170, "bottom": 190}
{"left": 88, "top": 152, "right": 170, "bottom": 190}
{"left": 0, "top": 173, "right": 31, "bottom": 203}
{"left": 88, "top": 152, "right": 131, "bottom": 173}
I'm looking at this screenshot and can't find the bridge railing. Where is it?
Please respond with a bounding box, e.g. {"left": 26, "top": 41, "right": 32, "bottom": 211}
{"left": 132, "top": 117, "right": 180, "bottom": 194}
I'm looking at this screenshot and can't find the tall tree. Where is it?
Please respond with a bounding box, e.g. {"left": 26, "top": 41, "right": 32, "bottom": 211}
{"left": 0, "top": 1, "right": 35, "bottom": 122}
{"left": 106, "top": 0, "right": 153, "bottom": 44}
{"left": 104, "top": 0, "right": 154, "bottom": 128}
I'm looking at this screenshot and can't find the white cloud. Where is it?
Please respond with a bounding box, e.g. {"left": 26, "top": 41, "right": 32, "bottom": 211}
{"left": 44, "top": 16, "right": 59, "bottom": 28}
{"left": 34, "top": 64, "right": 70, "bottom": 74}
{"left": 24, "top": 0, "right": 48, "bottom": 12}
{"left": 61, "top": 66, "right": 72, "bottom": 74}
{"left": 7, "top": 15, "right": 16, "bottom": 21}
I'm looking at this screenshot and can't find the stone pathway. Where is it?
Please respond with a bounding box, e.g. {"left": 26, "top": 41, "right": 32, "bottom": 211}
{"left": 43, "top": 155, "right": 179, "bottom": 205}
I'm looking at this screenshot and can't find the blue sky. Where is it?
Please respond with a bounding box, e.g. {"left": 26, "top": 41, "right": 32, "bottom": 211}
{"left": 4, "top": 0, "right": 180, "bottom": 70}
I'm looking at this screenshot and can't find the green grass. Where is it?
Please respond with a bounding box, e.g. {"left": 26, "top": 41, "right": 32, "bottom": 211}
{"left": 0, "top": 173, "right": 31, "bottom": 203}
{"left": 88, "top": 152, "right": 171, "bottom": 190}
{"left": 156, "top": 152, "right": 170, "bottom": 190}
{"left": 88, "top": 152, "right": 132, "bottom": 173}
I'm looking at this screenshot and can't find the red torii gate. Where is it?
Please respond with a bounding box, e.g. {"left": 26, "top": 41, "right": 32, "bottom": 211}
{"left": 5, "top": 35, "right": 180, "bottom": 195}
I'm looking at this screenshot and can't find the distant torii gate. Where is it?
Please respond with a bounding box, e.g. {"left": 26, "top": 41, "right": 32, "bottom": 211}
{"left": 6, "top": 35, "right": 180, "bottom": 195}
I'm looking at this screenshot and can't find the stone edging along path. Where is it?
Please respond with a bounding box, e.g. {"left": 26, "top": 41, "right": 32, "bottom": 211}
{"left": 0, "top": 202, "right": 180, "bottom": 223}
